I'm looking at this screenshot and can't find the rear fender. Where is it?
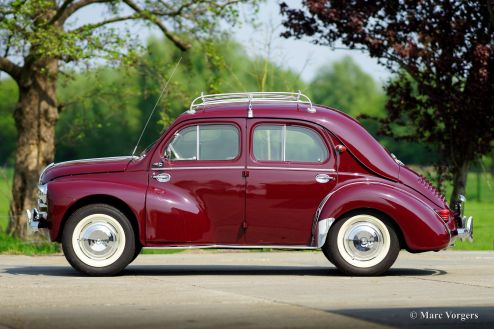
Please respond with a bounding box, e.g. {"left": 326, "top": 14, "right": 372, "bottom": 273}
{"left": 317, "top": 181, "right": 451, "bottom": 251}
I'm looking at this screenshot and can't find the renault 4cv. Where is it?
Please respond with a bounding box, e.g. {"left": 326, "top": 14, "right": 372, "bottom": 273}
{"left": 28, "top": 92, "right": 473, "bottom": 276}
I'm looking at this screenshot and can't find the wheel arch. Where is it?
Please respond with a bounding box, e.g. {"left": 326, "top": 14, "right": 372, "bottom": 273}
{"left": 330, "top": 208, "right": 407, "bottom": 250}
{"left": 317, "top": 181, "right": 451, "bottom": 251}
{"left": 56, "top": 194, "right": 141, "bottom": 247}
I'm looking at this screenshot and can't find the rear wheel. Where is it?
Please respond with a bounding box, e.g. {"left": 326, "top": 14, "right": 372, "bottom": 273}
{"left": 322, "top": 212, "right": 400, "bottom": 276}
{"left": 62, "top": 204, "right": 135, "bottom": 276}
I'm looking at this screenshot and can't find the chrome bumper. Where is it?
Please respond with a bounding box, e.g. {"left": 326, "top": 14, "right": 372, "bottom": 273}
{"left": 449, "top": 194, "right": 474, "bottom": 246}
{"left": 455, "top": 215, "right": 473, "bottom": 242}
{"left": 26, "top": 208, "right": 48, "bottom": 234}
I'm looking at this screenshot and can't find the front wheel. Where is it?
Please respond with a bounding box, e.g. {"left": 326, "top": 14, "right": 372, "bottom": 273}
{"left": 62, "top": 204, "right": 135, "bottom": 276}
{"left": 322, "top": 212, "right": 400, "bottom": 276}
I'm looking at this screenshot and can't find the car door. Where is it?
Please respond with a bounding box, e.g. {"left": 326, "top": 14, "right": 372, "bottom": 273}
{"left": 245, "top": 119, "right": 337, "bottom": 245}
{"left": 146, "top": 119, "right": 246, "bottom": 244}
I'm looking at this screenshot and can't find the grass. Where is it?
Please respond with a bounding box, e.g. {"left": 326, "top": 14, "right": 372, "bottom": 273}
{"left": 0, "top": 167, "right": 492, "bottom": 254}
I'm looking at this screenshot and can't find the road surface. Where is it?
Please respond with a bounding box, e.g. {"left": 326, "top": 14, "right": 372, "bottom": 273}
{"left": 0, "top": 250, "right": 493, "bottom": 329}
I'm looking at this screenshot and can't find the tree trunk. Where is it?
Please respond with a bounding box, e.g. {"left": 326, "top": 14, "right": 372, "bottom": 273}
{"left": 7, "top": 59, "right": 59, "bottom": 239}
{"left": 449, "top": 161, "right": 470, "bottom": 207}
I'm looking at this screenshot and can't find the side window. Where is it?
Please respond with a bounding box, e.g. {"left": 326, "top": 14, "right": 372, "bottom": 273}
{"left": 253, "top": 125, "right": 328, "bottom": 163}
{"left": 166, "top": 124, "right": 239, "bottom": 161}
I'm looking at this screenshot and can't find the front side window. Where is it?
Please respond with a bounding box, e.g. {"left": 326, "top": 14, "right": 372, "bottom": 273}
{"left": 166, "top": 124, "right": 239, "bottom": 161}
{"left": 253, "top": 124, "right": 328, "bottom": 163}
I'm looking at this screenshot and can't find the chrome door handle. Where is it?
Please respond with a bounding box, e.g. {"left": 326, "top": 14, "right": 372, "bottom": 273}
{"left": 315, "top": 174, "right": 334, "bottom": 184}
{"left": 153, "top": 173, "right": 171, "bottom": 183}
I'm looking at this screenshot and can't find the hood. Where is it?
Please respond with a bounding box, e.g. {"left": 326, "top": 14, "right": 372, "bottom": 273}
{"left": 40, "top": 156, "right": 134, "bottom": 184}
{"left": 399, "top": 166, "right": 447, "bottom": 208}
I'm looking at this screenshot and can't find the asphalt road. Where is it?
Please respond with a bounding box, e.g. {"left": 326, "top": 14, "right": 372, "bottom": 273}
{"left": 0, "top": 250, "right": 493, "bottom": 329}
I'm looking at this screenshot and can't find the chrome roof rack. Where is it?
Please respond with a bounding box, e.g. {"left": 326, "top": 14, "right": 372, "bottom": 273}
{"left": 188, "top": 91, "right": 315, "bottom": 117}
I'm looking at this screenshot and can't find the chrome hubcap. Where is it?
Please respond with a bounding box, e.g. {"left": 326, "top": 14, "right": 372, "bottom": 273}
{"left": 344, "top": 222, "right": 384, "bottom": 261}
{"left": 78, "top": 221, "right": 118, "bottom": 260}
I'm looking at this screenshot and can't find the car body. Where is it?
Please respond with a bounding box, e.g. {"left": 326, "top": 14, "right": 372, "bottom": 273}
{"left": 28, "top": 92, "right": 473, "bottom": 276}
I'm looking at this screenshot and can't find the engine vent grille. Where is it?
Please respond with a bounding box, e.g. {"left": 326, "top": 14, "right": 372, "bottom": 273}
{"left": 418, "top": 175, "right": 446, "bottom": 202}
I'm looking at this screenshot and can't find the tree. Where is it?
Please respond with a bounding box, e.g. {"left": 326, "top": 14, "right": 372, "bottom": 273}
{"left": 0, "top": 0, "right": 254, "bottom": 238}
{"left": 281, "top": 1, "right": 494, "bottom": 203}
{"left": 309, "top": 56, "right": 384, "bottom": 117}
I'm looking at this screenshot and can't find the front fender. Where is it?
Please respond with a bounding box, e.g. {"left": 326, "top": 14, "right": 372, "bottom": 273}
{"left": 318, "top": 181, "right": 451, "bottom": 251}
{"left": 47, "top": 172, "right": 148, "bottom": 243}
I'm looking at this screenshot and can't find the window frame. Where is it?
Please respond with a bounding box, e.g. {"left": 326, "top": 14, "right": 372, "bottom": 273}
{"left": 251, "top": 122, "right": 330, "bottom": 165}
{"left": 165, "top": 123, "right": 242, "bottom": 162}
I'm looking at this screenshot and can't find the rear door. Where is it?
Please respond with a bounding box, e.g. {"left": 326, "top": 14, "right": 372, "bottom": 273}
{"left": 245, "top": 119, "right": 337, "bottom": 245}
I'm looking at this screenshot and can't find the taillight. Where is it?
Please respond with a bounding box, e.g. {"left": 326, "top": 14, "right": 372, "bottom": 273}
{"left": 436, "top": 208, "right": 450, "bottom": 222}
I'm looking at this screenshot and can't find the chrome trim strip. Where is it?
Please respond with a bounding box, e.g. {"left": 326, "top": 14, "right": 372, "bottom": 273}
{"left": 196, "top": 125, "right": 200, "bottom": 160}
{"left": 247, "top": 166, "right": 336, "bottom": 172}
{"left": 282, "top": 125, "right": 287, "bottom": 161}
{"left": 56, "top": 156, "right": 132, "bottom": 166}
{"left": 39, "top": 162, "right": 55, "bottom": 184}
{"left": 317, "top": 218, "right": 335, "bottom": 248}
{"left": 144, "top": 244, "right": 318, "bottom": 250}
{"left": 153, "top": 166, "right": 245, "bottom": 171}
{"left": 154, "top": 166, "right": 335, "bottom": 172}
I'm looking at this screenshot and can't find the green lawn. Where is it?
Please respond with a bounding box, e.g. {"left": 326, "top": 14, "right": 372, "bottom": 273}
{"left": 0, "top": 167, "right": 12, "bottom": 232}
{"left": 0, "top": 167, "right": 492, "bottom": 252}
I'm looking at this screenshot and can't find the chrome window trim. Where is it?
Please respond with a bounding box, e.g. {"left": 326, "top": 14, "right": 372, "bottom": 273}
{"left": 253, "top": 123, "right": 330, "bottom": 164}
{"left": 153, "top": 166, "right": 245, "bottom": 171}
{"left": 247, "top": 166, "right": 335, "bottom": 172}
{"left": 282, "top": 124, "right": 287, "bottom": 161}
{"left": 168, "top": 123, "right": 240, "bottom": 162}
{"left": 196, "top": 125, "right": 200, "bottom": 160}
{"left": 153, "top": 166, "right": 335, "bottom": 172}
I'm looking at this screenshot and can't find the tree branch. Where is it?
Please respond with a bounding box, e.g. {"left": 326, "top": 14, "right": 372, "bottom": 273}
{"left": 122, "top": 0, "right": 191, "bottom": 51}
{"left": 53, "top": 0, "right": 110, "bottom": 24}
{"left": 0, "top": 56, "right": 21, "bottom": 81}
{"left": 70, "top": 13, "right": 143, "bottom": 33}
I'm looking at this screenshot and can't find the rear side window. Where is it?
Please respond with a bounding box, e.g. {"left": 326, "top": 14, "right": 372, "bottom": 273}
{"left": 166, "top": 124, "right": 239, "bottom": 161}
{"left": 253, "top": 125, "right": 328, "bottom": 163}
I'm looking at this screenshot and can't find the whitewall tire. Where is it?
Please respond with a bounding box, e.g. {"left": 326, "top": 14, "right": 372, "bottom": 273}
{"left": 62, "top": 204, "right": 135, "bottom": 276}
{"left": 322, "top": 212, "right": 400, "bottom": 276}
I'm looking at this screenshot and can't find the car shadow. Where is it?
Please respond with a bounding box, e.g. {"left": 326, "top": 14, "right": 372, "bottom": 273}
{"left": 2, "top": 265, "right": 446, "bottom": 277}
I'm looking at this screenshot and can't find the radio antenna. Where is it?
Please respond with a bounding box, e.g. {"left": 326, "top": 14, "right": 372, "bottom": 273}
{"left": 131, "top": 57, "right": 182, "bottom": 156}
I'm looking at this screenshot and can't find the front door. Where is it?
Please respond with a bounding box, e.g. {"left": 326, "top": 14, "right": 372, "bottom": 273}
{"left": 146, "top": 119, "right": 246, "bottom": 244}
{"left": 245, "top": 120, "right": 337, "bottom": 245}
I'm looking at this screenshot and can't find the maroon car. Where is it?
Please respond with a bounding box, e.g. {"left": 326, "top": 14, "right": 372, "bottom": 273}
{"left": 28, "top": 92, "right": 473, "bottom": 276}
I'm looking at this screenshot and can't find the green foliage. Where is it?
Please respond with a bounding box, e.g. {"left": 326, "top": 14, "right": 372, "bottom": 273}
{"left": 307, "top": 57, "right": 433, "bottom": 165}
{"left": 0, "top": 232, "right": 60, "bottom": 255}
{"left": 0, "top": 167, "right": 12, "bottom": 231}
{"left": 0, "top": 79, "right": 17, "bottom": 166}
{"left": 54, "top": 37, "right": 307, "bottom": 158}
{"left": 309, "top": 56, "right": 384, "bottom": 118}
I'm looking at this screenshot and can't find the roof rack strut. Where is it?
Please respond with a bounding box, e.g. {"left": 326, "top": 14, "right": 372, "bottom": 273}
{"left": 187, "top": 91, "right": 315, "bottom": 116}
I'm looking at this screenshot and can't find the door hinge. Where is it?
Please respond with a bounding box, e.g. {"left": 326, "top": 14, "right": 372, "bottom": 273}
{"left": 242, "top": 170, "right": 249, "bottom": 177}
{"left": 242, "top": 220, "right": 248, "bottom": 229}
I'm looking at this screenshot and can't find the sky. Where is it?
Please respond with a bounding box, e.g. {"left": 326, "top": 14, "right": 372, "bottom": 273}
{"left": 0, "top": 1, "right": 391, "bottom": 84}
{"left": 235, "top": 1, "right": 391, "bottom": 83}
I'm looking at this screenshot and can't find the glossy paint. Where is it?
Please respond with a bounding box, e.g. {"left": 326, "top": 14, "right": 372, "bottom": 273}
{"left": 45, "top": 171, "right": 148, "bottom": 243}
{"left": 41, "top": 156, "right": 134, "bottom": 184}
{"left": 40, "top": 102, "right": 457, "bottom": 251}
{"left": 146, "top": 119, "right": 246, "bottom": 244}
{"left": 244, "top": 119, "right": 337, "bottom": 245}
